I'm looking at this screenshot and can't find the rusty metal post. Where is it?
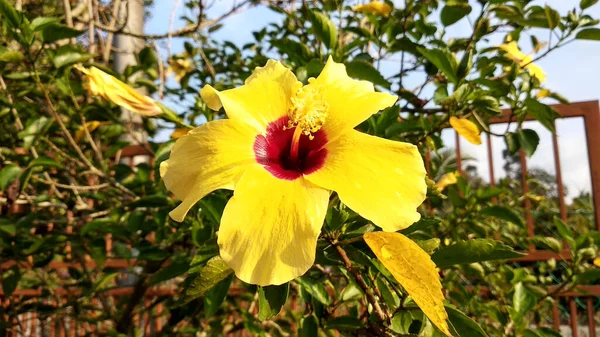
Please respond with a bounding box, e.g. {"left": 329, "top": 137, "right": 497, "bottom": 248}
{"left": 570, "top": 297, "right": 578, "bottom": 337}
{"left": 583, "top": 102, "right": 600, "bottom": 231}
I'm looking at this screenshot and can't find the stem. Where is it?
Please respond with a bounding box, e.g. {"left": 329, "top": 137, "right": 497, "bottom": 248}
{"left": 328, "top": 238, "right": 387, "bottom": 322}
{"left": 290, "top": 127, "right": 303, "bottom": 163}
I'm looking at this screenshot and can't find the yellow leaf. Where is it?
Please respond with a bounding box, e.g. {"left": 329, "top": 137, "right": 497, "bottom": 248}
{"left": 594, "top": 257, "right": 600, "bottom": 268}
{"left": 74, "top": 121, "right": 110, "bottom": 142}
{"left": 354, "top": 1, "right": 393, "bottom": 16}
{"left": 364, "top": 232, "right": 451, "bottom": 337}
{"left": 449, "top": 116, "right": 482, "bottom": 145}
{"left": 170, "top": 128, "right": 191, "bottom": 139}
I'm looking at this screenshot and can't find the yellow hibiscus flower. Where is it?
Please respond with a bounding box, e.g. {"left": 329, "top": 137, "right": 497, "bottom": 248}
{"left": 354, "top": 1, "right": 393, "bottom": 16}
{"left": 160, "top": 57, "right": 427, "bottom": 286}
{"left": 499, "top": 41, "right": 546, "bottom": 83}
{"left": 75, "top": 65, "right": 162, "bottom": 116}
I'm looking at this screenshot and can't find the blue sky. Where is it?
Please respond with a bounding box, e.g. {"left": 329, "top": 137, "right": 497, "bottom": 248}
{"left": 147, "top": 0, "right": 599, "bottom": 201}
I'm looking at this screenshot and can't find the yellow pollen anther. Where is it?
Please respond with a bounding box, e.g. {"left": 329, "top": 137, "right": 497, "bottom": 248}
{"left": 285, "top": 82, "right": 328, "bottom": 140}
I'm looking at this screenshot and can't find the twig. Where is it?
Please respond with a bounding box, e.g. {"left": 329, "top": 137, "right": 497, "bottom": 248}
{"left": 167, "top": 0, "right": 181, "bottom": 60}
{"left": 0, "top": 75, "right": 62, "bottom": 197}
{"left": 33, "top": 178, "right": 110, "bottom": 191}
{"left": 329, "top": 238, "right": 387, "bottom": 322}
{"left": 89, "top": 0, "right": 251, "bottom": 40}
{"left": 102, "top": 0, "right": 122, "bottom": 63}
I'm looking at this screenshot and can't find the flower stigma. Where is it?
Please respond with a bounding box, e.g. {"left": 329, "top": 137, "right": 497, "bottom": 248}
{"left": 285, "top": 80, "right": 329, "bottom": 163}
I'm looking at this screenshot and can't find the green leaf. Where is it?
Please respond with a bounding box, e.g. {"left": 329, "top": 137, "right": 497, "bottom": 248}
{"left": 40, "top": 24, "right": 84, "bottom": 43}
{"left": 340, "top": 282, "right": 363, "bottom": 301}
{"left": 580, "top": 0, "right": 599, "bottom": 10}
{"left": 431, "top": 239, "right": 525, "bottom": 268}
{"left": 299, "top": 315, "right": 319, "bottom": 337}
{"left": 544, "top": 5, "right": 561, "bottom": 29}
{"left": 402, "top": 217, "right": 441, "bottom": 235}
{"left": 0, "top": 164, "right": 22, "bottom": 190}
{"left": 513, "top": 282, "right": 537, "bottom": 317}
{"left": 2, "top": 266, "right": 21, "bottom": 296}
{"left": 307, "top": 10, "right": 337, "bottom": 49}
{"left": 180, "top": 256, "right": 233, "bottom": 305}
{"left": 52, "top": 45, "right": 92, "bottom": 68}
{"left": 92, "top": 272, "right": 118, "bottom": 292}
{"left": 446, "top": 306, "right": 489, "bottom": 337}
{"left": 525, "top": 98, "right": 560, "bottom": 133}
{"left": 441, "top": 3, "right": 472, "bottom": 26}
{"left": 0, "top": 46, "right": 23, "bottom": 63}
{"left": 553, "top": 217, "right": 573, "bottom": 243}
{"left": 529, "top": 237, "right": 562, "bottom": 252}
{"left": 30, "top": 17, "right": 60, "bottom": 32}
{"left": 0, "top": 218, "right": 16, "bottom": 236}
{"left": 325, "top": 316, "right": 362, "bottom": 330}
{"left": 480, "top": 205, "right": 524, "bottom": 227}
{"left": 576, "top": 28, "right": 600, "bottom": 40}
{"left": 417, "top": 47, "right": 458, "bottom": 84}
{"left": 456, "top": 48, "right": 473, "bottom": 81}
{"left": 505, "top": 132, "right": 521, "bottom": 155}
{"left": 204, "top": 274, "right": 233, "bottom": 317}
{"left": 28, "top": 156, "right": 63, "bottom": 169}
{"left": 518, "top": 129, "right": 540, "bottom": 157}
{"left": 148, "top": 259, "right": 190, "bottom": 286}
{"left": 258, "top": 283, "right": 289, "bottom": 321}
{"left": 576, "top": 269, "right": 600, "bottom": 284}
{"left": 296, "top": 276, "right": 331, "bottom": 305}
{"left": 0, "top": 0, "right": 21, "bottom": 28}
{"left": 345, "top": 60, "right": 391, "bottom": 88}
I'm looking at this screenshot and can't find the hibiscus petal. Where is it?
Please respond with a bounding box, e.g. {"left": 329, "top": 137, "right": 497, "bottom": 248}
{"left": 312, "top": 56, "right": 397, "bottom": 139}
{"left": 200, "top": 60, "right": 301, "bottom": 132}
{"left": 160, "top": 119, "right": 257, "bottom": 222}
{"left": 218, "top": 166, "right": 329, "bottom": 286}
{"left": 305, "top": 130, "right": 426, "bottom": 232}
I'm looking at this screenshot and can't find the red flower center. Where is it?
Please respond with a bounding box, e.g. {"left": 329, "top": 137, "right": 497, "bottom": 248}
{"left": 254, "top": 116, "right": 328, "bottom": 180}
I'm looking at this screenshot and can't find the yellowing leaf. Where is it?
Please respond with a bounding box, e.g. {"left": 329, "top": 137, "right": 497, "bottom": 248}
{"left": 364, "top": 232, "right": 451, "bottom": 337}
{"left": 354, "top": 1, "right": 393, "bottom": 16}
{"left": 449, "top": 116, "right": 482, "bottom": 145}
{"left": 435, "top": 171, "right": 459, "bottom": 192}
{"left": 594, "top": 257, "right": 600, "bottom": 268}
{"left": 170, "top": 128, "right": 191, "bottom": 139}
{"left": 74, "top": 121, "right": 110, "bottom": 142}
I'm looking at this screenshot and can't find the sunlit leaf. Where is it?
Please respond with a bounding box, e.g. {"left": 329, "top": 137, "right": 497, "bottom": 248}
{"left": 364, "top": 232, "right": 451, "bottom": 336}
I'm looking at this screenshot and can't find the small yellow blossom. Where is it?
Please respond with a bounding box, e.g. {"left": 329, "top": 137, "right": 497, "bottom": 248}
{"left": 354, "top": 1, "right": 393, "bottom": 16}
{"left": 435, "top": 171, "right": 460, "bottom": 192}
{"left": 536, "top": 89, "right": 551, "bottom": 99}
{"left": 75, "top": 65, "right": 162, "bottom": 116}
{"left": 161, "top": 57, "right": 426, "bottom": 286}
{"left": 449, "top": 116, "right": 482, "bottom": 145}
{"left": 74, "top": 121, "right": 110, "bottom": 142}
{"left": 499, "top": 42, "right": 546, "bottom": 83}
{"left": 167, "top": 57, "right": 193, "bottom": 82}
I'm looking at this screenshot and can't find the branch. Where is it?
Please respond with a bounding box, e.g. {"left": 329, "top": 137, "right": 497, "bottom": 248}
{"left": 89, "top": 0, "right": 252, "bottom": 40}
{"left": 329, "top": 238, "right": 387, "bottom": 322}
